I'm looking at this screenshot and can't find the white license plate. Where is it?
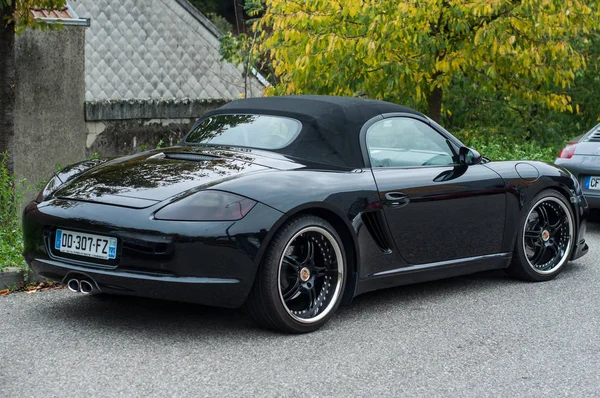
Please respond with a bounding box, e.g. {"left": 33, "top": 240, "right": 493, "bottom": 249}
{"left": 54, "top": 229, "right": 117, "bottom": 260}
{"left": 586, "top": 176, "right": 600, "bottom": 190}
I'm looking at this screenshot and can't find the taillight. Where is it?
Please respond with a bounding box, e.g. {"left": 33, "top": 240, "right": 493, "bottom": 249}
{"left": 558, "top": 142, "right": 578, "bottom": 159}
{"left": 154, "top": 190, "right": 257, "bottom": 221}
{"left": 36, "top": 175, "right": 64, "bottom": 202}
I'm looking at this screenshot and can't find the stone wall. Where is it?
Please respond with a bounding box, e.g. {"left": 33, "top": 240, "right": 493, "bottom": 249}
{"left": 13, "top": 26, "right": 87, "bottom": 199}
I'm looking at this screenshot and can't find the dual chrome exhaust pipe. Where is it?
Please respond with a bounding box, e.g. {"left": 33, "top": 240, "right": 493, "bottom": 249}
{"left": 67, "top": 278, "right": 100, "bottom": 295}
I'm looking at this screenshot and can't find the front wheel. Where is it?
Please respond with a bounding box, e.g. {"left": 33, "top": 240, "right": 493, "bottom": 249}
{"left": 507, "top": 190, "right": 575, "bottom": 281}
{"left": 245, "top": 216, "right": 346, "bottom": 333}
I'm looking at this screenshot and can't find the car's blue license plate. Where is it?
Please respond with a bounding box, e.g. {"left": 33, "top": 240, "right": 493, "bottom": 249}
{"left": 55, "top": 229, "right": 117, "bottom": 260}
{"left": 585, "top": 176, "right": 600, "bottom": 190}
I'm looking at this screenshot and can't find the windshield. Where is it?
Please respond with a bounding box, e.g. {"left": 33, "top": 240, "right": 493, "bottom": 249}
{"left": 185, "top": 114, "right": 302, "bottom": 150}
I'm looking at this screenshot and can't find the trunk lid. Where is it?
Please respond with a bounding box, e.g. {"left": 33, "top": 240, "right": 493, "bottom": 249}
{"left": 575, "top": 141, "right": 600, "bottom": 156}
{"left": 55, "top": 147, "right": 279, "bottom": 207}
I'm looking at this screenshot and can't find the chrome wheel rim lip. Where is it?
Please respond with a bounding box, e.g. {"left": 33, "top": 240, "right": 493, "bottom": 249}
{"left": 522, "top": 196, "right": 573, "bottom": 275}
{"left": 277, "top": 226, "right": 344, "bottom": 324}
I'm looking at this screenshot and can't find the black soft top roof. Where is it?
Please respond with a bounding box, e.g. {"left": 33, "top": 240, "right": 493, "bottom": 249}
{"left": 198, "top": 95, "right": 424, "bottom": 168}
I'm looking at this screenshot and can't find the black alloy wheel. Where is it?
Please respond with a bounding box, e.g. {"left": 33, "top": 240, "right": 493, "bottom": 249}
{"left": 245, "top": 216, "right": 346, "bottom": 333}
{"left": 508, "top": 190, "right": 575, "bottom": 281}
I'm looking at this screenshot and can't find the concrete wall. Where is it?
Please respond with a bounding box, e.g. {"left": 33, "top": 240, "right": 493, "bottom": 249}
{"left": 84, "top": 99, "right": 226, "bottom": 157}
{"left": 14, "top": 26, "right": 87, "bottom": 200}
{"left": 86, "top": 118, "right": 193, "bottom": 157}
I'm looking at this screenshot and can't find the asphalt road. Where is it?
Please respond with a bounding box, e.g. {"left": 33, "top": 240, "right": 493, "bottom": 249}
{"left": 2, "top": 223, "right": 600, "bottom": 397}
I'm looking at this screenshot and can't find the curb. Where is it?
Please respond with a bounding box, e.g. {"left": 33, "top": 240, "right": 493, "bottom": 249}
{"left": 0, "top": 267, "right": 47, "bottom": 290}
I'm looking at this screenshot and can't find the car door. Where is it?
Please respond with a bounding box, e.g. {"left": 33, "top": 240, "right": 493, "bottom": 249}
{"left": 365, "top": 115, "right": 506, "bottom": 265}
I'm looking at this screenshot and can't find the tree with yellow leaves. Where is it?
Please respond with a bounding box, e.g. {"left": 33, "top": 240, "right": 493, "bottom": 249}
{"left": 254, "top": 0, "right": 598, "bottom": 123}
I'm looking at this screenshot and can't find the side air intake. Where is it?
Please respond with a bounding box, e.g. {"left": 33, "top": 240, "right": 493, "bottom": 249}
{"left": 361, "top": 212, "right": 393, "bottom": 253}
{"left": 584, "top": 127, "right": 600, "bottom": 142}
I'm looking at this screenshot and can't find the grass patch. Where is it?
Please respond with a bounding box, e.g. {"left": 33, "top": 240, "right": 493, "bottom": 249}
{"left": 0, "top": 153, "right": 26, "bottom": 271}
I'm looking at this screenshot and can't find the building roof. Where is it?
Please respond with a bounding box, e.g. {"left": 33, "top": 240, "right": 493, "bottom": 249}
{"left": 30, "top": 3, "right": 89, "bottom": 26}
{"left": 72, "top": 0, "right": 264, "bottom": 102}
{"left": 30, "top": 6, "right": 73, "bottom": 19}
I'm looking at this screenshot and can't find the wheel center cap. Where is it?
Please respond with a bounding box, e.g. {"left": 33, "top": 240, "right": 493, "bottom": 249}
{"left": 300, "top": 267, "right": 311, "bottom": 282}
{"left": 542, "top": 230, "right": 550, "bottom": 242}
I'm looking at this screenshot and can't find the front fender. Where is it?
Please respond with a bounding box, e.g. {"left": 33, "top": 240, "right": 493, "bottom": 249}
{"left": 484, "top": 160, "right": 587, "bottom": 254}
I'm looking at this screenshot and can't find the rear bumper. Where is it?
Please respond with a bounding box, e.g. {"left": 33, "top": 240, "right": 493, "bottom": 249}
{"left": 28, "top": 257, "right": 246, "bottom": 307}
{"left": 583, "top": 194, "right": 600, "bottom": 209}
{"left": 555, "top": 157, "right": 600, "bottom": 208}
{"left": 23, "top": 199, "right": 283, "bottom": 308}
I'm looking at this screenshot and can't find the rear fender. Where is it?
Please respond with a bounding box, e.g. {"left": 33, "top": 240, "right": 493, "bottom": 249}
{"left": 250, "top": 201, "right": 360, "bottom": 305}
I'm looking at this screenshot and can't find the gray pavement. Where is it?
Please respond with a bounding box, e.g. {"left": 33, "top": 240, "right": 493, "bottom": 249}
{"left": 2, "top": 223, "right": 600, "bottom": 397}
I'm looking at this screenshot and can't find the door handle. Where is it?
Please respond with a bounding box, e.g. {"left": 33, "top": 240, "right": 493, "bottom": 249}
{"left": 384, "top": 192, "right": 410, "bottom": 207}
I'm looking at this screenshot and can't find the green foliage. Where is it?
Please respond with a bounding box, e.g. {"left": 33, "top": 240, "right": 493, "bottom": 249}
{"left": 244, "top": 0, "right": 265, "bottom": 16}
{"left": 220, "top": 32, "right": 250, "bottom": 66}
{"left": 566, "top": 30, "right": 600, "bottom": 128}
{"left": 220, "top": 31, "right": 265, "bottom": 97}
{"left": 455, "top": 129, "right": 558, "bottom": 163}
{"left": 220, "top": 0, "right": 272, "bottom": 88}
{"left": 0, "top": 152, "right": 25, "bottom": 270}
{"left": 443, "top": 29, "right": 600, "bottom": 144}
{"left": 206, "top": 12, "right": 232, "bottom": 33}
{"left": 188, "top": 0, "right": 220, "bottom": 15}
{"left": 137, "top": 139, "right": 164, "bottom": 153}
{"left": 188, "top": 0, "right": 243, "bottom": 33}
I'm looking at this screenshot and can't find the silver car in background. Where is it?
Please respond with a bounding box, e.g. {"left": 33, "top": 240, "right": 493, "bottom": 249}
{"left": 555, "top": 123, "right": 600, "bottom": 209}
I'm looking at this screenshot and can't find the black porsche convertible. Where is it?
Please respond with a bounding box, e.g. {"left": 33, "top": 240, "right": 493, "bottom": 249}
{"left": 23, "top": 96, "right": 588, "bottom": 333}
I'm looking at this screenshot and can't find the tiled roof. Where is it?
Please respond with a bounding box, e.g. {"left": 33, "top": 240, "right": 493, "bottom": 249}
{"left": 72, "top": 0, "right": 264, "bottom": 102}
{"left": 30, "top": 7, "right": 73, "bottom": 19}
{"left": 30, "top": 3, "right": 90, "bottom": 26}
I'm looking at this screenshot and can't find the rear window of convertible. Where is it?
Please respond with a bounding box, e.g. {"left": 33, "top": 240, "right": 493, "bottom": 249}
{"left": 185, "top": 114, "right": 302, "bottom": 150}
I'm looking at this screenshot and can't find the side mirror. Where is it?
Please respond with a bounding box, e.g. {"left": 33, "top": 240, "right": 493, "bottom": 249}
{"left": 458, "top": 146, "right": 482, "bottom": 165}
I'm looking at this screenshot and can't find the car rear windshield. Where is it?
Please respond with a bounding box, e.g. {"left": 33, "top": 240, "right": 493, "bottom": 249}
{"left": 185, "top": 114, "right": 302, "bottom": 150}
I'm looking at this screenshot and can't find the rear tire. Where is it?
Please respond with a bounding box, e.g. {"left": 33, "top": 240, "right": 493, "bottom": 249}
{"left": 507, "top": 190, "right": 575, "bottom": 281}
{"left": 245, "top": 215, "right": 346, "bottom": 333}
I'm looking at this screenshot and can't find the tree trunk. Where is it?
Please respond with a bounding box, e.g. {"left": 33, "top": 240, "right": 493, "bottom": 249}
{"left": 0, "top": 4, "right": 16, "bottom": 173}
{"left": 233, "top": 0, "right": 245, "bottom": 34}
{"left": 427, "top": 85, "right": 443, "bottom": 124}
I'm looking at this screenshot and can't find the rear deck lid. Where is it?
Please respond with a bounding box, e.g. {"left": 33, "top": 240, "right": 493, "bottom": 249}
{"left": 575, "top": 125, "right": 600, "bottom": 156}
{"left": 55, "top": 149, "right": 270, "bottom": 207}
